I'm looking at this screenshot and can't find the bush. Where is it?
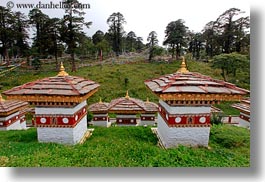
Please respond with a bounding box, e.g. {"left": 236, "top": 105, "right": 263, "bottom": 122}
{"left": 210, "top": 113, "right": 223, "bottom": 125}
{"left": 210, "top": 125, "right": 250, "bottom": 149}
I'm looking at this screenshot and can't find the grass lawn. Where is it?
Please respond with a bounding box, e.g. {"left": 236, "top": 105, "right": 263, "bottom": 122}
{"left": 0, "top": 125, "right": 250, "bottom": 167}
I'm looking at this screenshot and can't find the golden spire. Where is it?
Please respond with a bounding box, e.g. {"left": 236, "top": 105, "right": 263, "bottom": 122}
{"left": 177, "top": 56, "right": 189, "bottom": 74}
{"left": 0, "top": 94, "right": 5, "bottom": 102}
{"left": 125, "top": 90, "right": 130, "bottom": 100}
{"left": 146, "top": 97, "right": 150, "bottom": 103}
{"left": 57, "top": 62, "right": 69, "bottom": 77}
{"left": 99, "top": 97, "right": 102, "bottom": 103}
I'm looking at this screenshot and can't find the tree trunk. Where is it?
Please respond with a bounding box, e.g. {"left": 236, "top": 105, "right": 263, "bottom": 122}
{"left": 221, "top": 68, "right": 228, "bottom": 81}
{"left": 71, "top": 52, "right": 76, "bottom": 72}
{"left": 175, "top": 45, "right": 180, "bottom": 60}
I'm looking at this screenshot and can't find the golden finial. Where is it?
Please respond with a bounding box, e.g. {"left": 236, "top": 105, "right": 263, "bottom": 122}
{"left": 0, "top": 94, "right": 5, "bottom": 102}
{"left": 57, "top": 62, "right": 69, "bottom": 76}
{"left": 125, "top": 90, "right": 130, "bottom": 100}
{"left": 177, "top": 56, "right": 189, "bottom": 74}
{"left": 146, "top": 97, "right": 150, "bottom": 103}
{"left": 99, "top": 97, "right": 102, "bottom": 103}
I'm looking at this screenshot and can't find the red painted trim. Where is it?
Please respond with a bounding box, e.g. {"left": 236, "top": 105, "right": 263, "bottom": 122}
{"left": 35, "top": 106, "right": 87, "bottom": 127}
{"left": 240, "top": 114, "right": 250, "bottom": 122}
{"left": 93, "top": 116, "right": 108, "bottom": 121}
{"left": 116, "top": 118, "right": 137, "bottom": 125}
{"left": 158, "top": 103, "right": 211, "bottom": 127}
{"left": 0, "top": 113, "right": 25, "bottom": 127}
{"left": 141, "top": 116, "right": 155, "bottom": 121}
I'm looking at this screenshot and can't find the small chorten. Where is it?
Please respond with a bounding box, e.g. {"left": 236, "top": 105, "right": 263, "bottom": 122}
{"left": 177, "top": 56, "right": 189, "bottom": 74}
{"left": 0, "top": 93, "right": 28, "bottom": 131}
{"left": 88, "top": 98, "right": 110, "bottom": 127}
{"left": 3, "top": 61, "right": 100, "bottom": 144}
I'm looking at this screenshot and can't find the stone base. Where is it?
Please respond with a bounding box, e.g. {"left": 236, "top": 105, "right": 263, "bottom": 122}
{"left": 37, "top": 116, "right": 87, "bottom": 145}
{"left": 92, "top": 121, "right": 111, "bottom": 127}
{"left": 139, "top": 120, "right": 156, "bottom": 126}
{"left": 237, "top": 119, "right": 250, "bottom": 129}
{"left": 157, "top": 114, "right": 210, "bottom": 148}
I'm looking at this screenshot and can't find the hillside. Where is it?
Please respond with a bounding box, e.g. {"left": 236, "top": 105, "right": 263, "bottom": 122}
{"left": 0, "top": 59, "right": 249, "bottom": 114}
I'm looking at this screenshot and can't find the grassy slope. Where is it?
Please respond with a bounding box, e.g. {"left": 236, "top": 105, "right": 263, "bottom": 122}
{"left": 0, "top": 125, "right": 249, "bottom": 167}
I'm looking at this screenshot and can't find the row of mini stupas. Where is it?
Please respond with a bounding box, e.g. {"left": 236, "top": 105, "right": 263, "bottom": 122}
{"left": 1, "top": 58, "right": 250, "bottom": 148}
{"left": 88, "top": 91, "right": 158, "bottom": 127}
{"left": 2, "top": 63, "right": 100, "bottom": 145}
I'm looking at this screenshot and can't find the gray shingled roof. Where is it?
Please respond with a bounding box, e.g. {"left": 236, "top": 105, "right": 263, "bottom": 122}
{"left": 0, "top": 100, "right": 28, "bottom": 115}
{"left": 145, "top": 72, "right": 249, "bottom": 95}
{"left": 3, "top": 75, "right": 100, "bottom": 97}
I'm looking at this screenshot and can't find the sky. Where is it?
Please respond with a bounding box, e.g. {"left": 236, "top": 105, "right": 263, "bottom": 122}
{"left": 0, "top": 0, "right": 250, "bottom": 46}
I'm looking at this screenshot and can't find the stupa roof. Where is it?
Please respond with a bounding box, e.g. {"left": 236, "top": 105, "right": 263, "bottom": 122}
{"left": 0, "top": 94, "right": 28, "bottom": 116}
{"left": 231, "top": 98, "right": 250, "bottom": 115}
{"left": 145, "top": 57, "right": 249, "bottom": 102}
{"left": 144, "top": 98, "right": 158, "bottom": 112}
{"left": 88, "top": 98, "right": 109, "bottom": 113}
{"left": 108, "top": 91, "right": 158, "bottom": 114}
{"left": 2, "top": 63, "right": 100, "bottom": 104}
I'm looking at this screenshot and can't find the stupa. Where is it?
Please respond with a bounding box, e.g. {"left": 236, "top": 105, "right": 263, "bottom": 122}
{"left": 0, "top": 94, "right": 28, "bottom": 130}
{"left": 231, "top": 98, "right": 250, "bottom": 128}
{"left": 107, "top": 91, "right": 158, "bottom": 126}
{"left": 88, "top": 98, "right": 111, "bottom": 127}
{"left": 3, "top": 63, "right": 100, "bottom": 144}
{"left": 145, "top": 57, "right": 249, "bottom": 148}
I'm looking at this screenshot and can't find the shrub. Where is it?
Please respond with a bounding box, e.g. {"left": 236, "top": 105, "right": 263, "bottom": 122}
{"left": 210, "top": 125, "right": 250, "bottom": 149}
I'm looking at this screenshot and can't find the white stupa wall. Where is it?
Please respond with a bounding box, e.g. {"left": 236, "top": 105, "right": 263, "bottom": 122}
{"left": 36, "top": 101, "right": 88, "bottom": 145}
{"left": 37, "top": 116, "right": 87, "bottom": 145}
{"left": 237, "top": 113, "right": 250, "bottom": 128}
{"left": 157, "top": 100, "right": 211, "bottom": 148}
{"left": 157, "top": 114, "right": 210, "bottom": 148}
{"left": 0, "top": 120, "right": 21, "bottom": 131}
{"left": 159, "top": 100, "right": 211, "bottom": 114}
{"left": 91, "top": 113, "right": 111, "bottom": 127}
{"left": 139, "top": 114, "right": 156, "bottom": 126}
{"left": 0, "top": 112, "right": 27, "bottom": 131}
{"left": 20, "top": 121, "right": 27, "bottom": 129}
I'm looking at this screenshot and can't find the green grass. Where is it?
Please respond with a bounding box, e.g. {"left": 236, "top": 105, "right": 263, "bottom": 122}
{"left": 0, "top": 125, "right": 250, "bottom": 167}
{"left": 214, "top": 102, "right": 240, "bottom": 115}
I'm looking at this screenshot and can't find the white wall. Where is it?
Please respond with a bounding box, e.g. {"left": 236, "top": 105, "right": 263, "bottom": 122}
{"left": 157, "top": 114, "right": 210, "bottom": 148}
{"left": 5, "top": 120, "right": 22, "bottom": 130}
{"left": 159, "top": 100, "right": 211, "bottom": 114}
{"left": 92, "top": 121, "right": 111, "bottom": 127}
{"left": 37, "top": 117, "right": 87, "bottom": 145}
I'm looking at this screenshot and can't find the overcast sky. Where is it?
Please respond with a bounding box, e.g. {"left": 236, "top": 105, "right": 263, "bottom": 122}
{"left": 1, "top": 0, "right": 250, "bottom": 45}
